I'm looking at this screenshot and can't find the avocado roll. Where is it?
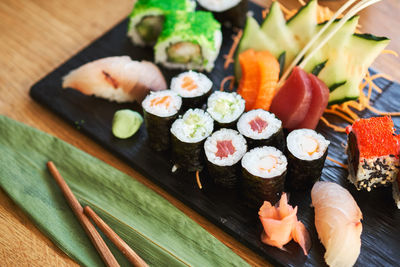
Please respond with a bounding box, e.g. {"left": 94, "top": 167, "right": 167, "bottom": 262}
{"left": 207, "top": 91, "right": 245, "bottom": 129}
{"left": 242, "top": 146, "right": 287, "bottom": 207}
{"left": 204, "top": 129, "right": 247, "bottom": 188}
{"left": 171, "top": 109, "right": 214, "bottom": 172}
{"left": 197, "top": 0, "right": 248, "bottom": 28}
{"left": 286, "top": 129, "right": 330, "bottom": 190}
{"left": 237, "top": 109, "right": 285, "bottom": 151}
{"left": 127, "top": 0, "right": 196, "bottom": 46}
{"left": 142, "top": 90, "right": 182, "bottom": 151}
{"left": 154, "top": 11, "right": 222, "bottom": 72}
{"left": 171, "top": 71, "right": 213, "bottom": 111}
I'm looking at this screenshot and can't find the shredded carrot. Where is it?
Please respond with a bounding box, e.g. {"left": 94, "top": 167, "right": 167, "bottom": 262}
{"left": 219, "top": 76, "right": 235, "bottom": 92}
{"left": 324, "top": 109, "right": 355, "bottom": 124}
{"left": 320, "top": 116, "right": 347, "bottom": 132}
{"left": 262, "top": 8, "right": 268, "bottom": 19}
{"left": 196, "top": 170, "right": 202, "bottom": 189}
{"left": 381, "top": 50, "right": 399, "bottom": 57}
{"left": 223, "top": 30, "right": 243, "bottom": 70}
{"left": 327, "top": 156, "right": 348, "bottom": 169}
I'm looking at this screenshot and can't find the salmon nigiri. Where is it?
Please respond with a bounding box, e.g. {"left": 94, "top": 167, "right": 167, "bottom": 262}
{"left": 62, "top": 56, "right": 167, "bottom": 103}
{"left": 259, "top": 193, "right": 311, "bottom": 255}
{"left": 311, "top": 182, "right": 363, "bottom": 267}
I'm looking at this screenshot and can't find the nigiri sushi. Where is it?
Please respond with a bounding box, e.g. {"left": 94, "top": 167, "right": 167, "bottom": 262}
{"left": 311, "top": 181, "right": 363, "bottom": 267}
{"left": 258, "top": 193, "right": 311, "bottom": 255}
{"left": 62, "top": 56, "right": 167, "bottom": 103}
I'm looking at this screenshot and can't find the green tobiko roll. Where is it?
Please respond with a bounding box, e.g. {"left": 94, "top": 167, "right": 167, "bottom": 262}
{"left": 155, "top": 11, "right": 222, "bottom": 72}
{"left": 128, "top": 0, "right": 195, "bottom": 46}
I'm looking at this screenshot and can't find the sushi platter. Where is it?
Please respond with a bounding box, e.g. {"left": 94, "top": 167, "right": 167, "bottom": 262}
{"left": 30, "top": 1, "right": 400, "bottom": 266}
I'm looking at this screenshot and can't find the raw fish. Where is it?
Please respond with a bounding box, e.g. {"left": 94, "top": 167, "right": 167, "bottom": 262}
{"left": 62, "top": 56, "right": 167, "bottom": 103}
{"left": 259, "top": 193, "right": 311, "bottom": 255}
{"left": 311, "top": 181, "right": 363, "bottom": 267}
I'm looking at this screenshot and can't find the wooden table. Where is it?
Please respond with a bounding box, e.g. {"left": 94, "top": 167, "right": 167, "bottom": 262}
{"left": 0, "top": 0, "right": 399, "bottom": 266}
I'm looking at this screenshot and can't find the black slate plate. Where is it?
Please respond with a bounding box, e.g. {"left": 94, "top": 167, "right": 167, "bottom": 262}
{"left": 30, "top": 2, "right": 400, "bottom": 266}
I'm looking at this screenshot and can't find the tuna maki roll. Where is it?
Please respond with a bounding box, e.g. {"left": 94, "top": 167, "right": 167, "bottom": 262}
{"left": 155, "top": 11, "right": 222, "bottom": 72}
{"left": 127, "top": 0, "right": 195, "bottom": 46}
{"left": 204, "top": 129, "right": 247, "bottom": 188}
{"left": 171, "top": 109, "right": 214, "bottom": 172}
{"left": 346, "top": 117, "right": 400, "bottom": 191}
{"left": 197, "top": 0, "right": 248, "bottom": 28}
{"left": 142, "top": 90, "right": 182, "bottom": 151}
{"left": 171, "top": 71, "right": 213, "bottom": 111}
{"left": 207, "top": 91, "right": 245, "bottom": 129}
{"left": 285, "top": 129, "right": 330, "bottom": 190}
{"left": 242, "top": 146, "right": 287, "bottom": 207}
{"left": 237, "top": 109, "right": 285, "bottom": 151}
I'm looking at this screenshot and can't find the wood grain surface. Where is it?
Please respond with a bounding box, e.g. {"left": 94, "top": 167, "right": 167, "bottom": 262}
{"left": 0, "top": 0, "right": 399, "bottom": 266}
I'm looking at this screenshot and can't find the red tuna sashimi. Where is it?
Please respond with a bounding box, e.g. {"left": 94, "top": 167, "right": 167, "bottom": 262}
{"left": 295, "top": 74, "right": 329, "bottom": 129}
{"left": 216, "top": 140, "right": 236, "bottom": 158}
{"left": 249, "top": 116, "right": 268, "bottom": 133}
{"left": 270, "top": 67, "right": 312, "bottom": 129}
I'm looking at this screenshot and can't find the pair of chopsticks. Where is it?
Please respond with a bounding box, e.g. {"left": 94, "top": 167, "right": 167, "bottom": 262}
{"left": 47, "top": 161, "right": 148, "bottom": 267}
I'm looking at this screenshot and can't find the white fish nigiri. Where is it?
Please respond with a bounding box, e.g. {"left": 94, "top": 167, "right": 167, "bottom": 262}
{"left": 62, "top": 56, "right": 167, "bottom": 103}
{"left": 311, "top": 182, "right": 363, "bottom": 267}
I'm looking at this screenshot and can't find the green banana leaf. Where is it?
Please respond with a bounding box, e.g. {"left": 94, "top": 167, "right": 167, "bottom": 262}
{"left": 0, "top": 115, "right": 250, "bottom": 267}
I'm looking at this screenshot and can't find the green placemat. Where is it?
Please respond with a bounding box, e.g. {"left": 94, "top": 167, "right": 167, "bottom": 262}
{"left": 0, "top": 115, "right": 249, "bottom": 267}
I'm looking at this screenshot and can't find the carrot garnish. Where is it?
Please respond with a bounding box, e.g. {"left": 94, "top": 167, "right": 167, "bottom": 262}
{"left": 320, "top": 116, "right": 347, "bottom": 132}
{"left": 219, "top": 76, "right": 235, "bottom": 92}
{"left": 196, "top": 170, "right": 202, "bottom": 189}
{"left": 326, "top": 156, "right": 348, "bottom": 169}
{"left": 223, "top": 30, "right": 243, "bottom": 70}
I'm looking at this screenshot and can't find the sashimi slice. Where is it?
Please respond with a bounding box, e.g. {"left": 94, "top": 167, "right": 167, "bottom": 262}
{"left": 259, "top": 193, "right": 311, "bottom": 255}
{"left": 62, "top": 56, "right": 167, "bottom": 103}
{"left": 311, "top": 182, "right": 363, "bottom": 267}
{"left": 237, "top": 49, "right": 260, "bottom": 110}
{"left": 270, "top": 67, "right": 312, "bottom": 129}
{"left": 252, "top": 51, "right": 280, "bottom": 111}
{"left": 295, "top": 73, "right": 329, "bottom": 129}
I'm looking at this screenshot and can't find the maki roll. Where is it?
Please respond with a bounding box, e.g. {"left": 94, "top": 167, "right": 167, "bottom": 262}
{"left": 237, "top": 109, "right": 285, "bottom": 151}
{"left": 241, "top": 146, "right": 287, "bottom": 207}
{"left": 204, "top": 129, "right": 247, "bottom": 188}
{"left": 171, "top": 71, "right": 213, "bottom": 111}
{"left": 346, "top": 117, "right": 400, "bottom": 191}
{"left": 142, "top": 90, "right": 182, "bottom": 151}
{"left": 285, "top": 129, "right": 330, "bottom": 190}
{"left": 197, "top": 0, "right": 248, "bottom": 28}
{"left": 155, "top": 11, "right": 222, "bottom": 72}
{"left": 207, "top": 91, "right": 245, "bottom": 129}
{"left": 171, "top": 109, "right": 214, "bottom": 172}
{"left": 127, "top": 0, "right": 195, "bottom": 46}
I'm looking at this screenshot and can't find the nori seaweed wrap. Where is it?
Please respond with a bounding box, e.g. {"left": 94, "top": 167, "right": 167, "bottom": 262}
{"left": 207, "top": 91, "right": 245, "bottom": 130}
{"left": 241, "top": 146, "right": 287, "bottom": 208}
{"left": 142, "top": 90, "right": 182, "bottom": 151}
{"left": 237, "top": 109, "right": 285, "bottom": 151}
{"left": 171, "top": 109, "right": 214, "bottom": 172}
{"left": 204, "top": 129, "right": 247, "bottom": 188}
{"left": 197, "top": 0, "right": 248, "bottom": 28}
{"left": 285, "top": 129, "right": 330, "bottom": 190}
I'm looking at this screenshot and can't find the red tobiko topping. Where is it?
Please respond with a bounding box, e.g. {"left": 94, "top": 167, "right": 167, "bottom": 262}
{"left": 216, "top": 140, "right": 236, "bottom": 158}
{"left": 349, "top": 116, "right": 399, "bottom": 159}
{"left": 249, "top": 116, "right": 268, "bottom": 133}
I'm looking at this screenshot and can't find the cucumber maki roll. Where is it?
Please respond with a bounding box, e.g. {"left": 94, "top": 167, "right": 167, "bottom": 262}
{"left": 142, "top": 90, "right": 182, "bottom": 151}
{"left": 204, "top": 129, "right": 247, "bottom": 188}
{"left": 171, "top": 71, "right": 213, "bottom": 111}
{"left": 171, "top": 109, "right": 214, "bottom": 172}
{"left": 237, "top": 109, "right": 285, "bottom": 151}
{"left": 197, "top": 0, "right": 248, "bottom": 28}
{"left": 155, "top": 11, "right": 222, "bottom": 72}
{"left": 128, "top": 0, "right": 196, "bottom": 46}
{"left": 286, "top": 129, "right": 330, "bottom": 190}
{"left": 207, "top": 91, "right": 245, "bottom": 129}
{"left": 242, "top": 146, "right": 287, "bottom": 207}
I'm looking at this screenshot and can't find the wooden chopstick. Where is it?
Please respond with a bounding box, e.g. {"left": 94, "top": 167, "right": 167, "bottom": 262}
{"left": 47, "top": 161, "right": 120, "bottom": 267}
{"left": 84, "top": 206, "right": 149, "bottom": 267}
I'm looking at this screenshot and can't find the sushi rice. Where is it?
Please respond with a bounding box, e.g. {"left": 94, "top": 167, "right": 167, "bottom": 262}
{"left": 171, "top": 71, "right": 212, "bottom": 98}
{"left": 207, "top": 91, "right": 245, "bottom": 124}
{"left": 142, "top": 90, "right": 182, "bottom": 117}
{"left": 204, "top": 129, "right": 247, "bottom": 166}
{"left": 197, "top": 0, "right": 242, "bottom": 12}
{"left": 287, "top": 129, "right": 330, "bottom": 161}
{"left": 242, "top": 146, "right": 287, "bottom": 178}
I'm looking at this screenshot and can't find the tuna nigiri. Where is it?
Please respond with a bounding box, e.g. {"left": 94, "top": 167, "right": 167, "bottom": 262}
{"left": 62, "top": 56, "right": 167, "bottom": 103}
{"left": 311, "top": 181, "right": 363, "bottom": 267}
{"left": 259, "top": 193, "right": 311, "bottom": 255}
